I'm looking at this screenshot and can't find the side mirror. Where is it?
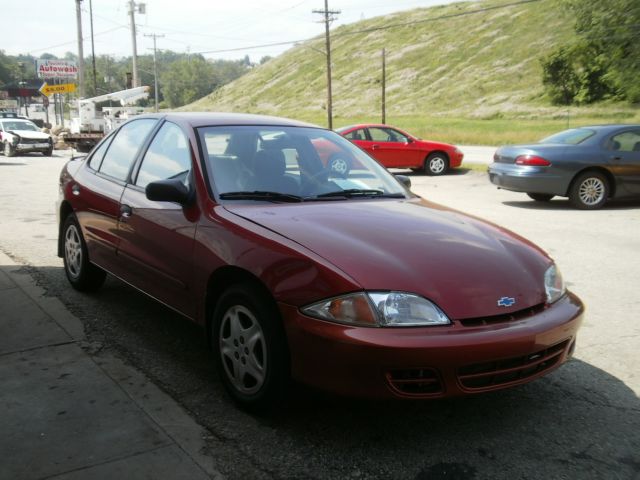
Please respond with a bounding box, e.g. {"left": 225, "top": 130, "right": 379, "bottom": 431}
{"left": 395, "top": 174, "right": 411, "bottom": 189}
{"left": 406, "top": 137, "right": 414, "bottom": 144}
{"left": 146, "top": 178, "right": 193, "bottom": 205}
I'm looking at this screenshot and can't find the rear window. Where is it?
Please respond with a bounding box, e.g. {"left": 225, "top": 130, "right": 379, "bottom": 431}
{"left": 540, "top": 128, "right": 595, "bottom": 145}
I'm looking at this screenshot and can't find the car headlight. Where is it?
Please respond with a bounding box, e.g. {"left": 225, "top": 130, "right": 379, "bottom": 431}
{"left": 301, "top": 292, "right": 451, "bottom": 327}
{"left": 544, "top": 264, "right": 565, "bottom": 304}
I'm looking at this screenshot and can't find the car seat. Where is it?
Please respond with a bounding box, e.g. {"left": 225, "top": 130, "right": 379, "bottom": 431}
{"left": 250, "top": 149, "right": 299, "bottom": 195}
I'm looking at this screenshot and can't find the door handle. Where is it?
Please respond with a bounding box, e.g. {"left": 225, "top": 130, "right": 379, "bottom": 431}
{"left": 120, "top": 204, "right": 132, "bottom": 220}
{"left": 371, "top": 144, "right": 379, "bottom": 150}
{"left": 611, "top": 156, "right": 622, "bottom": 161}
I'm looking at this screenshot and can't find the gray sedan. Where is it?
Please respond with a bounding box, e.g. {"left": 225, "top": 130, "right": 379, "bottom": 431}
{"left": 488, "top": 125, "right": 640, "bottom": 209}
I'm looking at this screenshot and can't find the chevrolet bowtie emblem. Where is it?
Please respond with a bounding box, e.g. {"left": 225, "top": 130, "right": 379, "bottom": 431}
{"left": 497, "top": 297, "right": 516, "bottom": 307}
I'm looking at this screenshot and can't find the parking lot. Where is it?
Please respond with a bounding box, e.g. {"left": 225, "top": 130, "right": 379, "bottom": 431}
{"left": 1, "top": 150, "right": 639, "bottom": 479}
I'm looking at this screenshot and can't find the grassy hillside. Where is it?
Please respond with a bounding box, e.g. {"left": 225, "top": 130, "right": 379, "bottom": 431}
{"left": 184, "top": 0, "right": 639, "bottom": 144}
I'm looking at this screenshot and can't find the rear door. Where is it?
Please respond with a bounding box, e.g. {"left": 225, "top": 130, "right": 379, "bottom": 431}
{"left": 73, "top": 119, "right": 158, "bottom": 273}
{"left": 117, "top": 121, "right": 199, "bottom": 318}
{"left": 607, "top": 129, "right": 640, "bottom": 196}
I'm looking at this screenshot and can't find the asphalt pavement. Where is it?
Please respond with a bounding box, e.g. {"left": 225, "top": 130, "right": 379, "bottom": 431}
{"left": 0, "top": 250, "right": 221, "bottom": 479}
{"left": 0, "top": 149, "right": 638, "bottom": 480}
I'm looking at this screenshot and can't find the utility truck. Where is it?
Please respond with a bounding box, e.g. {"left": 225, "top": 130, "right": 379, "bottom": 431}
{"left": 65, "top": 86, "right": 150, "bottom": 152}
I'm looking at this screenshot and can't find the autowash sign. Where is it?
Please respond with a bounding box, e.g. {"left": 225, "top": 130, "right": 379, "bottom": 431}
{"left": 36, "top": 59, "right": 78, "bottom": 79}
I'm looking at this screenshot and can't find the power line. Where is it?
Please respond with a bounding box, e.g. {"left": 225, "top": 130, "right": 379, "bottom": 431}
{"left": 192, "top": 0, "right": 544, "bottom": 55}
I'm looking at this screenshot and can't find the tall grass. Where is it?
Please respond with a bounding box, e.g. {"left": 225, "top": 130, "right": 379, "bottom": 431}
{"left": 287, "top": 110, "right": 640, "bottom": 145}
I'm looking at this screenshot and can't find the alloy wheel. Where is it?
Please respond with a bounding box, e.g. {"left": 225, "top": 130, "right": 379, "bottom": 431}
{"left": 219, "top": 305, "right": 267, "bottom": 395}
{"left": 578, "top": 177, "right": 605, "bottom": 206}
{"left": 64, "top": 224, "right": 83, "bottom": 279}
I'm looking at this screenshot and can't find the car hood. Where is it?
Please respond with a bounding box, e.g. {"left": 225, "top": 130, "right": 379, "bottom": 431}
{"left": 7, "top": 129, "right": 50, "bottom": 140}
{"left": 225, "top": 198, "right": 551, "bottom": 319}
{"left": 416, "top": 139, "right": 456, "bottom": 150}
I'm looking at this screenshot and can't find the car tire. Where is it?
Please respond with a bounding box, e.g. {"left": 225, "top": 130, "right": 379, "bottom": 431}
{"left": 76, "top": 144, "right": 93, "bottom": 153}
{"left": 569, "top": 171, "right": 609, "bottom": 210}
{"left": 62, "top": 214, "right": 107, "bottom": 292}
{"left": 43, "top": 147, "right": 53, "bottom": 157}
{"left": 425, "top": 152, "right": 448, "bottom": 176}
{"left": 212, "top": 284, "right": 289, "bottom": 412}
{"left": 526, "top": 193, "right": 554, "bottom": 202}
{"left": 328, "top": 155, "right": 351, "bottom": 177}
{"left": 4, "top": 142, "right": 16, "bottom": 157}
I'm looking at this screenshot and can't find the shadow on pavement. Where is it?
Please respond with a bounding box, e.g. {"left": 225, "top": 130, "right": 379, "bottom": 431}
{"left": 503, "top": 198, "right": 640, "bottom": 211}
{"left": 20, "top": 264, "right": 640, "bottom": 480}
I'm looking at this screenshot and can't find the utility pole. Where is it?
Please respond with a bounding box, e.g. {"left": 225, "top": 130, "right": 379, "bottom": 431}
{"left": 75, "top": 0, "right": 85, "bottom": 98}
{"left": 313, "top": 0, "right": 340, "bottom": 130}
{"left": 128, "top": 1, "right": 146, "bottom": 88}
{"left": 381, "top": 48, "right": 386, "bottom": 124}
{"left": 89, "top": 0, "right": 98, "bottom": 95}
{"left": 144, "top": 33, "right": 164, "bottom": 112}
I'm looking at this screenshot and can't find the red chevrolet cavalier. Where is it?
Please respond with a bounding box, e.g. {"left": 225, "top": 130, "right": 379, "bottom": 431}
{"left": 57, "top": 113, "right": 583, "bottom": 410}
{"left": 336, "top": 123, "right": 464, "bottom": 175}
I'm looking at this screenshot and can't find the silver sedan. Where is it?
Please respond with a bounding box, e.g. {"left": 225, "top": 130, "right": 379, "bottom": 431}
{"left": 488, "top": 125, "right": 640, "bottom": 209}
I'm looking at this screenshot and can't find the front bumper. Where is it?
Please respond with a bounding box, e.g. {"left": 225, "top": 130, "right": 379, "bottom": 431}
{"left": 16, "top": 142, "right": 51, "bottom": 153}
{"left": 451, "top": 151, "right": 464, "bottom": 168}
{"left": 488, "top": 163, "right": 567, "bottom": 195}
{"left": 281, "top": 292, "right": 583, "bottom": 399}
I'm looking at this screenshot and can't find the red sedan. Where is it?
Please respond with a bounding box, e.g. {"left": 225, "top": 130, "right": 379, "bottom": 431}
{"left": 336, "top": 124, "right": 463, "bottom": 175}
{"left": 57, "top": 113, "right": 582, "bottom": 411}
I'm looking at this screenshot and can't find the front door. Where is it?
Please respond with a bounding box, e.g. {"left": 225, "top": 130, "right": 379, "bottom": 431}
{"left": 364, "top": 127, "right": 420, "bottom": 168}
{"left": 117, "top": 121, "right": 199, "bottom": 318}
{"left": 607, "top": 129, "right": 640, "bottom": 196}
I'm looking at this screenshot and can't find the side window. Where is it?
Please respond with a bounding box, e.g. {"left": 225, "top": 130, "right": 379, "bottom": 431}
{"left": 609, "top": 131, "right": 640, "bottom": 152}
{"left": 368, "top": 127, "right": 402, "bottom": 142}
{"left": 135, "top": 122, "right": 191, "bottom": 189}
{"left": 99, "top": 119, "right": 157, "bottom": 181}
{"left": 88, "top": 134, "right": 114, "bottom": 170}
{"left": 344, "top": 129, "right": 365, "bottom": 141}
{"left": 388, "top": 129, "right": 408, "bottom": 143}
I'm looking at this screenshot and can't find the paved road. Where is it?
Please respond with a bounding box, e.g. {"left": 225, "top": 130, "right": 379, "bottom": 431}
{"left": 1, "top": 151, "right": 638, "bottom": 479}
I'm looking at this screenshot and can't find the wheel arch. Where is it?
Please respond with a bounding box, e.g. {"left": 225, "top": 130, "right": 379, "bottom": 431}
{"left": 425, "top": 150, "right": 450, "bottom": 162}
{"left": 204, "top": 266, "right": 284, "bottom": 348}
{"left": 566, "top": 167, "right": 616, "bottom": 198}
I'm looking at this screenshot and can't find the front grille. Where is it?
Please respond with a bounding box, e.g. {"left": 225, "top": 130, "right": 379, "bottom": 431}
{"left": 457, "top": 340, "right": 569, "bottom": 391}
{"left": 459, "top": 303, "right": 546, "bottom": 327}
{"left": 21, "top": 138, "right": 47, "bottom": 145}
{"left": 386, "top": 368, "right": 443, "bottom": 397}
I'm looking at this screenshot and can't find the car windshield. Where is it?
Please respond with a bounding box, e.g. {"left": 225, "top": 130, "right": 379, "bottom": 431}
{"left": 197, "top": 125, "right": 408, "bottom": 202}
{"left": 539, "top": 128, "right": 595, "bottom": 145}
{"left": 1, "top": 120, "right": 39, "bottom": 132}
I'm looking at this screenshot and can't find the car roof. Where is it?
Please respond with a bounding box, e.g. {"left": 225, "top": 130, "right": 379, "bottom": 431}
{"left": 138, "top": 112, "right": 322, "bottom": 129}
{"left": 575, "top": 124, "right": 640, "bottom": 133}
{"left": 336, "top": 123, "right": 407, "bottom": 133}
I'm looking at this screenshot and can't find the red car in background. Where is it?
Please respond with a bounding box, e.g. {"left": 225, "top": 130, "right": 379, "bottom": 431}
{"left": 336, "top": 124, "right": 463, "bottom": 176}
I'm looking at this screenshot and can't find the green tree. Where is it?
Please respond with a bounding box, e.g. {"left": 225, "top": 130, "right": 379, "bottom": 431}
{"left": 543, "top": 0, "right": 640, "bottom": 104}
{"left": 541, "top": 47, "right": 579, "bottom": 105}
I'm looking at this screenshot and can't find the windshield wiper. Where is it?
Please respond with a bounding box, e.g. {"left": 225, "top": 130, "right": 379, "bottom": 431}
{"left": 314, "top": 189, "right": 405, "bottom": 199}
{"left": 219, "top": 191, "right": 304, "bottom": 203}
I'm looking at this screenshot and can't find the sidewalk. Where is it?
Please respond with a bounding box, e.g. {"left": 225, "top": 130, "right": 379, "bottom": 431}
{"left": 0, "top": 252, "right": 221, "bottom": 479}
